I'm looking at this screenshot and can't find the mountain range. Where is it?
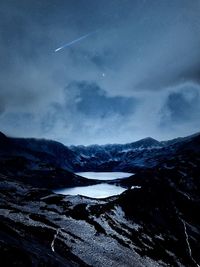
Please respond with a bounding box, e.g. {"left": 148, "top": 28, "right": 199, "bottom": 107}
{"left": 0, "top": 131, "right": 200, "bottom": 266}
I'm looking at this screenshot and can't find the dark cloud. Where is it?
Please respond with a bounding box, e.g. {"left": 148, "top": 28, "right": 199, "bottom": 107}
{"left": 161, "top": 85, "right": 200, "bottom": 123}
{"left": 64, "top": 82, "right": 136, "bottom": 118}
{"left": 34, "top": 82, "right": 138, "bottom": 144}
{"left": 0, "top": 0, "right": 200, "bottom": 144}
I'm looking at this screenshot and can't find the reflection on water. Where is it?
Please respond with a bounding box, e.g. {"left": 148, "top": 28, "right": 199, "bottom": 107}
{"left": 54, "top": 172, "right": 134, "bottom": 198}
{"left": 76, "top": 172, "right": 134, "bottom": 180}
{"left": 54, "top": 183, "right": 126, "bottom": 198}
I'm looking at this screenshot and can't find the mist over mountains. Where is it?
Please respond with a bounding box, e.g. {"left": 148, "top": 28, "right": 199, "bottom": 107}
{"left": 1, "top": 1, "right": 200, "bottom": 266}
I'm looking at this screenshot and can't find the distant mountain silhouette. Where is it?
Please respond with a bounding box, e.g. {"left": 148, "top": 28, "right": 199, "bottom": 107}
{"left": 0, "top": 130, "right": 200, "bottom": 266}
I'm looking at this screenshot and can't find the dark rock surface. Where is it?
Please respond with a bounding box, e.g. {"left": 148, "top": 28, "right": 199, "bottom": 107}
{"left": 0, "top": 131, "right": 200, "bottom": 266}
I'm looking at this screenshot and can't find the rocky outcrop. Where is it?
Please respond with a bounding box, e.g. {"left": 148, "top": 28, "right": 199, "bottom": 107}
{"left": 0, "top": 131, "right": 200, "bottom": 266}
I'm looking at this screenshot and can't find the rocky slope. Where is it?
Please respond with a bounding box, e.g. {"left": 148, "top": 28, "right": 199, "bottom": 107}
{"left": 0, "top": 131, "right": 200, "bottom": 266}
{"left": 70, "top": 133, "right": 200, "bottom": 172}
{"left": 0, "top": 132, "right": 99, "bottom": 189}
{"left": 1, "top": 131, "right": 199, "bottom": 174}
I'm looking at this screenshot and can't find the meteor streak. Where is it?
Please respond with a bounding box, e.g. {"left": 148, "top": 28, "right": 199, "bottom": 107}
{"left": 55, "top": 30, "right": 98, "bottom": 52}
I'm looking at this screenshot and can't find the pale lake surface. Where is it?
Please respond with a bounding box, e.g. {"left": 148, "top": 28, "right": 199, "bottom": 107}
{"left": 76, "top": 172, "right": 134, "bottom": 180}
{"left": 54, "top": 183, "right": 126, "bottom": 199}
{"left": 54, "top": 172, "right": 134, "bottom": 198}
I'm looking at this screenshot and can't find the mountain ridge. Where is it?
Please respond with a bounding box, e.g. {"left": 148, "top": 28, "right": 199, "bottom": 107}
{"left": 0, "top": 129, "right": 200, "bottom": 266}
{"left": 1, "top": 130, "right": 200, "bottom": 174}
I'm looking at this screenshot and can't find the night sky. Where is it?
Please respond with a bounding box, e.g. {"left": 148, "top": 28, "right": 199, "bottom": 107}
{"left": 0, "top": 0, "right": 200, "bottom": 145}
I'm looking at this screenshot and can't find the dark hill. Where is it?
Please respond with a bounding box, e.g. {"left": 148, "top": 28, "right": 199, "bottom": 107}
{"left": 0, "top": 131, "right": 200, "bottom": 266}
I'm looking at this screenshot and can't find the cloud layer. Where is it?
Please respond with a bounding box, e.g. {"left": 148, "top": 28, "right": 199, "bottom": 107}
{"left": 0, "top": 0, "right": 200, "bottom": 144}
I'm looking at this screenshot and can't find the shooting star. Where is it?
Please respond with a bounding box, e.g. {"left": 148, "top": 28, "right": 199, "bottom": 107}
{"left": 55, "top": 30, "right": 98, "bottom": 52}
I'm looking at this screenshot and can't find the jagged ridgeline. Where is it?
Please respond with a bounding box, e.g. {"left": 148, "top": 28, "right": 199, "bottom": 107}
{"left": 0, "top": 131, "right": 200, "bottom": 266}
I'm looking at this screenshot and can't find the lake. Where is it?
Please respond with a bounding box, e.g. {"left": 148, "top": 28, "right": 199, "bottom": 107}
{"left": 54, "top": 172, "right": 134, "bottom": 198}
{"left": 76, "top": 172, "right": 134, "bottom": 180}
{"left": 54, "top": 183, "right": 126, "bottom": 198}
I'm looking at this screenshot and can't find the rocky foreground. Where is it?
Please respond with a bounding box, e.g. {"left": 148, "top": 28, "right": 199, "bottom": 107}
{"left": 0, "top": 132, "right": 200, "bottom": 266}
